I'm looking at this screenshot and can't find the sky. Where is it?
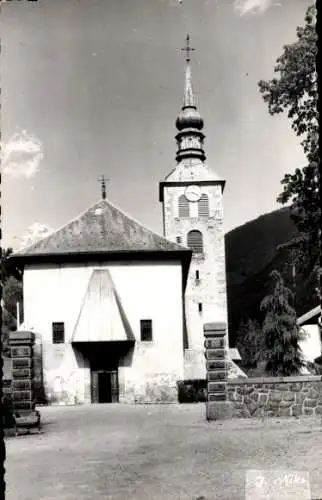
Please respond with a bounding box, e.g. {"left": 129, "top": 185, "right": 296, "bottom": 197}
{"left": 1, "top": 0, "right": 310, "bottom": 249}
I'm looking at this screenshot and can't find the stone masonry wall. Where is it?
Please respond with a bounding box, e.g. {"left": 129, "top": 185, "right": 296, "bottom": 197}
{"left": 227, "top": 376, "right": 322, "bottom": 418}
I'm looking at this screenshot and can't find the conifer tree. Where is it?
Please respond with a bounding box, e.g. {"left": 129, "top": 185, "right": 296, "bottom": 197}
{"left": 236, "top": 318, "right": 263, "bottom": 368}
{"left": 260, "top": 270, "right": 305, "bottom": 376}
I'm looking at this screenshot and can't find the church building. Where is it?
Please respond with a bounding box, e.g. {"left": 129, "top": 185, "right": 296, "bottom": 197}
{"left": 11, "top": 36, "right": 235, "bottom": 405}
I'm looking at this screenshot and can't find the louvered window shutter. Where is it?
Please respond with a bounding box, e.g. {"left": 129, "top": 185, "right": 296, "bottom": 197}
{"left": 198, "top": 194, "right": 209, "bottom": 217}
{"left": 187, "top": 230, "right": 203, "bottom": 253}
{"left": 178, "top": 195, "right": 190, "bottom": 218}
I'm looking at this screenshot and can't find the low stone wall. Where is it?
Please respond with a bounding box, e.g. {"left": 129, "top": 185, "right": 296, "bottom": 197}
{"left": 227, "top": 376, "right": 322, "bottom": 418}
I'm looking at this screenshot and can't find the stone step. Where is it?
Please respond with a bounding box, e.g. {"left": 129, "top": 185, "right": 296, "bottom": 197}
{"left": 207, "top": 371, "right": 226, "bottom": 381}
{"left": 208, "top": 382, "right": 226, "bottom": 393}
{"left": 13, "top": 401, "right": 36, "bottom": 411}
{"left": 205, "top": 349, "right": 225, "bottom": 360}
{"left": 12, "top": 390, "right": 33, "bottom": 401}
{"left": 204, "top": 338, "right": 225, "bottom": 349}
{"left": 206, "top": 360, "right": 226, "bottom": 370}
{"left": 12, "top": 380, "right": 33, "bottom": 391}
{"left": 9, "top": 331, "right": 35, "bottom": 343}
{"left": 11, "top": 346, "right": 33, "bottom": 358}
{"left": 12, "top": 358, "right": 33, "bottom": 369}
{"left": 208, "top": 393, "right": 227, "bottom": 402}
{"left": 12, "top": 368, "right": 34, "bottom": 379}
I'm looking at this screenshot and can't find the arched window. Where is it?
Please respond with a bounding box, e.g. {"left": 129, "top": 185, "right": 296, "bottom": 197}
{"left": 187, "top": 230, "right": 203, "bottom": 254}
{"left": 198, "top": 194, "right": 209, "bottom": 217}
{"left": 178, "top": 195, "right": 189, "bottom": 218}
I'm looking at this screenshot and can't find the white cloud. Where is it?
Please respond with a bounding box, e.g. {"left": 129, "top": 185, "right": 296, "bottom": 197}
{"left": 18, "top": 223, "right": 54, "bottom": 250}
{"left": 234, "top": 0, "right": 274, "bottom": 16}
{"left": 1, "top": 130, "right": 44, "bottom": 179}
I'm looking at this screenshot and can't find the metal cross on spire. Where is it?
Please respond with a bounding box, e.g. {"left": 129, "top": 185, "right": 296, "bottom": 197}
{"left": 97, "top": 175, "right": 110, "bottom": 200}
{"left": 181, "top": 34, "right": 195, "bottom": 63}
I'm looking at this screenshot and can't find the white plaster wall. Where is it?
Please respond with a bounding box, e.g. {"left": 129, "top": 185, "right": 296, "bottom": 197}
{"left": 23, "top": 260, "right": 184, "bottom": 404}
{"left": 162, "top": 183, "right": 229, "bottom": 379}
{"left": 299, "top": 325, "right": 322, "bottom": 363}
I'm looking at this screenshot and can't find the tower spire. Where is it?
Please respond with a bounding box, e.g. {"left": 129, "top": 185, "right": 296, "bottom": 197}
{"left": 181, "top": 34, "right": 195, "bottom": 108}
{"left": 175, "top": 34, "right": 206, "bottom": 163}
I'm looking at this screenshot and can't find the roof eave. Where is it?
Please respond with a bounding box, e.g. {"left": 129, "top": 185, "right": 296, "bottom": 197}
{"left": 11, "top": 248, "right": 192, "bottom": 291}
{"left": 10, "top": 248, "right": 192, "bottom": 266}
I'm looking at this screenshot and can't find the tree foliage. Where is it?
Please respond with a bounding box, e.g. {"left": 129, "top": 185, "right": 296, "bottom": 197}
{"left": 260, "top": 270, "right": 305, "bottom": 376}
{"left": 1, "top": 247, "right": 22, "bottom": 285}
{"left": 236, "top": 318, "right": 264, "bottom": 367}
{"left": 1, "top": 248, "right": 23, "bottom": 356}
{"left": 258, "top": 5, "right": 320, "bottom": 296}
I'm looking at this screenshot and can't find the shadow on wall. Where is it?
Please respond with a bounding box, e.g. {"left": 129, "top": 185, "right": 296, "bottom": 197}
{"left": 72, "top": 341, "right": 135, "bottom": 371}
{"left": 33, "top": 339, "right": 47, "bottom": 404}
{"left": 112, "top": 284, "right": 136, "bottom": 342}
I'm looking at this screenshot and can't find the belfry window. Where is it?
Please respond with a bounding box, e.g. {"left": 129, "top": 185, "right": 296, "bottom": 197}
{"left": 187, "top": 230, "right": 203, "bottom": 254}
{"left": 198, "top": 194, "right": 209, "bottom": 217}
{"left": 178, "top": 195, "right": 190, "bottom": 218}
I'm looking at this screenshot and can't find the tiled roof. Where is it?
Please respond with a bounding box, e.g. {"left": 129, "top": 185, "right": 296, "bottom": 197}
{"left": 165, "top": 160, "right": 225, "bottom": 183}
{"left": 14, "top": 198, "right": 188, "bottom": 257}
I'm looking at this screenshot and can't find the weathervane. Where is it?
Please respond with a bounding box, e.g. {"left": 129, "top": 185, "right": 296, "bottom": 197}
{"left": 181, "top": 34, "right": 195, "bottom": 63}
{"left": 97, "top": 175, "right": 110, "bottom": 200}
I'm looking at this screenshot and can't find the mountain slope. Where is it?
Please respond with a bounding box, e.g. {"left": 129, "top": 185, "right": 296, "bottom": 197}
{"left": 225, "top": 207, "right": 311, "bottom": 345}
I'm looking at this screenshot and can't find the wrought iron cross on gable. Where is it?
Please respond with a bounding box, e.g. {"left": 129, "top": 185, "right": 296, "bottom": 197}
{"left": 181, "top": 34, "right": 195, "bottom": 63}
{"left": 97, "top": 175, "right": 110, "bottom": 200}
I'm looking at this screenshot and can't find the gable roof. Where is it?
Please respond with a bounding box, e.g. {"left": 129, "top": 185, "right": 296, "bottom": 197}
{"left": 159, "top": 160, "right": 225, "bottom": 202}
{"left": 165, "top": 160, "right": 225, "bottom": 184}
{"left": 13, "top": 198, "right": 190, "bottom": 258}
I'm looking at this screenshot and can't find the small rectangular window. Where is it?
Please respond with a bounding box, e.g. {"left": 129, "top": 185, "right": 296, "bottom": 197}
{"left": 52, "top": 322, "right": 65, "bottom": 344}
{"left": 198, "top": 303, "right": 203, "bottom": 313}
{"left": 196, "top": 270, "right": 200, "bottom": 280}
{"left": 176, "top": 236, "right": 182, "bottom": 244}
{"left": 140, "top": 319, "right": 153, "bottom": 341}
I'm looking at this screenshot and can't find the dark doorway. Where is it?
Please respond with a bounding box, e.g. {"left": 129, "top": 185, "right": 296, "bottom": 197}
{"left": 91, "top": 370, "right": 119, "bottom": 403}
{"left": 73, "top": 341, "right": 134, "bottom": 404}
{"left": 99, "top": 372, "right": 112, "bottom": 403}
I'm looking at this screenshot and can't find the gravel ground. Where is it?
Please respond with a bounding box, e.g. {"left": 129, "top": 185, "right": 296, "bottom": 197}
{"left": 4, "top": 404, "right": 322, "bottom": 500}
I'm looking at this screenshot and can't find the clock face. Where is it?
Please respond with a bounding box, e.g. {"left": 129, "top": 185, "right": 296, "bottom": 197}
{"left": 185, "top": 185, "right": 201, "bottom": 202}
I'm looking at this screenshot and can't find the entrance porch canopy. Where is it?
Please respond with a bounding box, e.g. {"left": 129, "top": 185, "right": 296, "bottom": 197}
{"left": 72, "top": 269, "right": 135, "bottom": 343}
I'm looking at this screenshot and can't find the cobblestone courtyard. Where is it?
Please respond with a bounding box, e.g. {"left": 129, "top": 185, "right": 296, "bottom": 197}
{"left": 4, "top": 404, "right": 322, "bottom": 499}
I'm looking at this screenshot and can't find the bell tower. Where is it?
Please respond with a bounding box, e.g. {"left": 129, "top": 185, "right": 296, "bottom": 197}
{"left": 159, "top": 35, "right": 229, "bottom": 379}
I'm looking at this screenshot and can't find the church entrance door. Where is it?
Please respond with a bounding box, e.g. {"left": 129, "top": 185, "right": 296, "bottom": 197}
{"left": 91, "top": 370, "right": 119, "bottom": 403}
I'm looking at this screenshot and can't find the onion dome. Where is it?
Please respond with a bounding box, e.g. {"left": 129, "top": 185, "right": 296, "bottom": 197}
{"left": 176, "top": 106, "right": 204, "bottom": 131}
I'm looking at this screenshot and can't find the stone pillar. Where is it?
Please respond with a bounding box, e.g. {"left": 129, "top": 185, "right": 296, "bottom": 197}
{"left": 204, "top": 322, "right": 234, "bottom": 420}
{"left": 9, "top": 331, "right": 40, "bottom": 428}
